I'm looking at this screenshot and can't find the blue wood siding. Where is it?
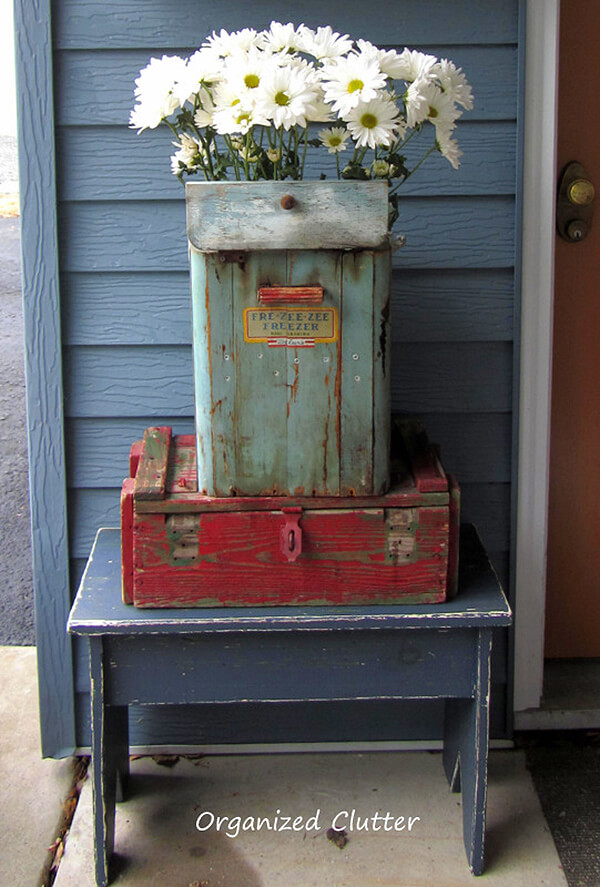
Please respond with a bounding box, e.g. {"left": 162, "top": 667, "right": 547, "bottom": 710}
{"left": 21, "top": 0, "right": 522, "bottom": 751}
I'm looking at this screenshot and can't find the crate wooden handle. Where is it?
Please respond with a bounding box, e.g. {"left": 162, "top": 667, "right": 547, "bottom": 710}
{"left": 258, "top": 286, "right": 323, "bottom": 305}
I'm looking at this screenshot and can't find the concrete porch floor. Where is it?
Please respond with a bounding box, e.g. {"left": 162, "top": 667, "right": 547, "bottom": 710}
{"left": 1, "top": 647, "right": 568, "bottom": 887}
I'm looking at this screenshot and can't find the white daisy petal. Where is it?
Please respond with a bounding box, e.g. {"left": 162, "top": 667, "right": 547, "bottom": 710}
{"left": 394, "top": 48, "right": 437, "bottom": 83}
{"left": 259, "top": 21, "right": 304, "bottom": 54}
{"left": 300, "top": 25, "right": 353, "bottom": 60}
{"left": 433, "top": 58, "right": 474, "bottom": 110}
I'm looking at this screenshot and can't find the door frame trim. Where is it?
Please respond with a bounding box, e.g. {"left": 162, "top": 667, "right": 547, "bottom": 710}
{"left": 513, "top": 0, "right": 560, "bottom": 712}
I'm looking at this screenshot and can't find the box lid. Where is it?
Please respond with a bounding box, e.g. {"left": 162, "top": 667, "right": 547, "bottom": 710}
{"left": 186, "top": 181, "right": 390, "bottom": 252}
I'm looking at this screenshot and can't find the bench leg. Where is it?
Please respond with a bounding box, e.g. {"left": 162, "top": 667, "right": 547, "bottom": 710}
{"left": 90, "top": 638, "right": 129, "bottom": 886}
{"left": 443, "top": 629, "right": 492, "bottom": 876}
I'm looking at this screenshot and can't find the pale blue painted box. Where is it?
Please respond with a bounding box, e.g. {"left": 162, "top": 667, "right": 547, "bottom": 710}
{"left": 186, "top": 181, "right": 391, "bottom": 497}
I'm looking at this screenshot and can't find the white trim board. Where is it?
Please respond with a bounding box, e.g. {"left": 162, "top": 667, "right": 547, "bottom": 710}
{"left": 513, "top": 0, "right": 560, "bottom": 712}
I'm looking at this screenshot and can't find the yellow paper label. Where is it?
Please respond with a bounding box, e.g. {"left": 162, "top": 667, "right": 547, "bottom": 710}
{"left": 244, "top": 307, "right": 338, "bottom": 345}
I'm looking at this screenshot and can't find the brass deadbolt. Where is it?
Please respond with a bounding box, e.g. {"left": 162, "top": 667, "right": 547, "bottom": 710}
{"left": 557, "top": 162, "right": 595, "bottom": 242}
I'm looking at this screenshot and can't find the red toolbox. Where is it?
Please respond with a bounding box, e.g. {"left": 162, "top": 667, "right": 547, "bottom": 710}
{"left": 121, "top": 419, "right": 459, "bottom": 607}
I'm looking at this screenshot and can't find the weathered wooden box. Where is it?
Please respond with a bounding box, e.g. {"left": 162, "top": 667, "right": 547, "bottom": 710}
{"left": 186, "top": 181, "right": 391, "bottom": 498}
{"left": 121, "top": 419, "right": 459, "bottom": 607}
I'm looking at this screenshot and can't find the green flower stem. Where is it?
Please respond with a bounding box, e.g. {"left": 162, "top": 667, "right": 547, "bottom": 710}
{"left": 389, "top": 143, "right": 437, "bottom": 194}
{"left": 243, "top": 130, "right": 251, "bottom": 180}
{"left": 278, "top": 127, "right": 285, "bottom": 179}
{"left": 394, "top": 127, "right": 420, "bottom": 152}
{"left": 300, "top": 126, "right": 309, "bottom": 178}
{"left": 223, "top": 135, "right": 241, "bottom": 180}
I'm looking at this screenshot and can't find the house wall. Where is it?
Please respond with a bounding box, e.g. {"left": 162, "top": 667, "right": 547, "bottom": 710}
{"left": 19, "top": 0, "right": 522, "bottom": 753}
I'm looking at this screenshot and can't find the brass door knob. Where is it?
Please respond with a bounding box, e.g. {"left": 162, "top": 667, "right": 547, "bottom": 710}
{"left": 568, "top": 179, "right": 595, "bottom": 207}
{"left": 557, "top": 162, "right": 595, "bottom": 242}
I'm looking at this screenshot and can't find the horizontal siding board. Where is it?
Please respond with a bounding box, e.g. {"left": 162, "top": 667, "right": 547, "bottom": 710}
{"left": 392, "top": 269, "right": 514, "bottom": 342}
{"left": 63, "top": 345, "right": 194, "bottom": 417}
{"left": 54, "top": 45, "right": 517, "bottom": 127}
{"left": 460, "top": 482, "right": 511, "bottom": 553}
{"left": 418, "top": 412, "right": 512, "bottom": 484}
{"left": 395, "top": 197, "right": 515, "bottom": 268}
{"left": 66, "top": 411, "right": 510, "bottom": 488}
{"left": 392, "top": 342, "right": 513, "bottom": 413}
{"left": 53, "top": 1, "right": 519, "bottom": 50}
{"left": 68, "top": 488, "right": 121, "bottom": 559}
{"left": 61, "top": 272, "right": 192, "bottom": 345}
{"left": 61, "top": 268, "right": 513, "bottom": 346}
{"left": 57, "top": 121, "right": 517, "bottom": 201}
{"left": 66, "top": 416, "right": 194, "bottom": 487}
{"left": 58, "top": 197, "right": 515, "bottom": 272}
{"left": 63, "top": 342, "right": 511, "bottom": 417}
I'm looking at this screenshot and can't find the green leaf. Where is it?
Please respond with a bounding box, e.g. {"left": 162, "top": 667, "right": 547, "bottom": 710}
{"left": 341, "top": 162, "right": 369, "bottom": 181}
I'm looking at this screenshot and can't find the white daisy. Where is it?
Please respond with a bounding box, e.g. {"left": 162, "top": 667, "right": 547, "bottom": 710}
{"left": 204, "top": 28, "right": 260, "bottom": 58}
{"left": 223, "top": 46, "right": 277, "bottom": 98}
{"left": 259, "top": 21, "right": 304, "bottom": 54}
{"left": 420, "top": 82, "right": 463, "bottom": 134}
{"left": 433, "top": 59, "right": 474, "bottom": 110}
{"left": 394, "top": 48, "right": 437, "bottom": 84}
{"left": 170, "top": 133, "right": 205, "bottom": 175}
{"left": 320, "top": 52, "right": 387, "bottom": 116}
{"left": 212, "top": 82, "right": 267, "bottom": 134}
{"left": 299, "top": 25, "right": 353, "bottom": 61}
{"left": 257, "top": 64, "right": 320, "bottom": 130}
{"left": 214, "top": 104, "right": 267, "bottom": 135}
{"left": 436, "top": 131, "right": 463, "bottom": 169}
{"left": 173, "top": 49, "right": 223, "bottom": 105}
{"left": 305, "top": 92, "right": 334, "bottom": 123}
{"left": 193, "top": 90, "right": 216, "bottom": 128}
{"left": 404, "top": 77, "right": 432, "bottom": 128}
{"left": 344, "top": 96, "right": 402, "bottom": 149}
{"left": 318, "top": 126, "right": 349, "bottom": 153}
{"left": 129, "top": 55, "right": 187, "bottom": 130}
{"left": 355, "top": 40, "right": 407, "bottom": 79}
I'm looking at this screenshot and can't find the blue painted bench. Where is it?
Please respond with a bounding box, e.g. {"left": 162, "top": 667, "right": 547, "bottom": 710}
{"left": 68, "top": 525, "right": 511, "bottom": 885}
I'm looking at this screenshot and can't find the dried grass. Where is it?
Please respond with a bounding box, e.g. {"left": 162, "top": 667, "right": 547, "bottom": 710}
{"left": 0, "top": 193, "right": 19, "bottom": 218}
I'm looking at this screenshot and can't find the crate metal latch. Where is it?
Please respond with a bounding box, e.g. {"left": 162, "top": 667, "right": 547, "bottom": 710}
{"left": 281, "top": 507, "right": 303, "bottom": 562}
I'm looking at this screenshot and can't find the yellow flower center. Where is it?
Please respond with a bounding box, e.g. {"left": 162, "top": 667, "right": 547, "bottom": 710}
{"left": 360, "top": 113, "right": 378, "bottom": 129}
{"left": 329, "top": 135, "right": 342, "bottom": 146}
{"left": 348, "top": 78, "right": 364, "bottom": 93}
{"left": 275, "top": 91, "right": 290, "bottom": 106}
{"left": 428, "top": 105, "right": 438, "bottom": 118}
{"left": 244, "top": 73, "right": 260, "bottom": 89}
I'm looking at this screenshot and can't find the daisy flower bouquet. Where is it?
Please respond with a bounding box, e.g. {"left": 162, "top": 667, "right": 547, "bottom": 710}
{"left": 130, "top": 21, "right": 473, "bottom": 227}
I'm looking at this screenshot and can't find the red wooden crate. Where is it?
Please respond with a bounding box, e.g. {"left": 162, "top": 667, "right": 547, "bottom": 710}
{"left": 121, "top": 419, "right": 460, "bottom": 607}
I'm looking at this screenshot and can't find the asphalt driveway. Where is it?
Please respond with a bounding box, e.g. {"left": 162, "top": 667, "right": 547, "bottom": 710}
{"left": 0, "top": 134, "right": 34, "bottom": 645}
